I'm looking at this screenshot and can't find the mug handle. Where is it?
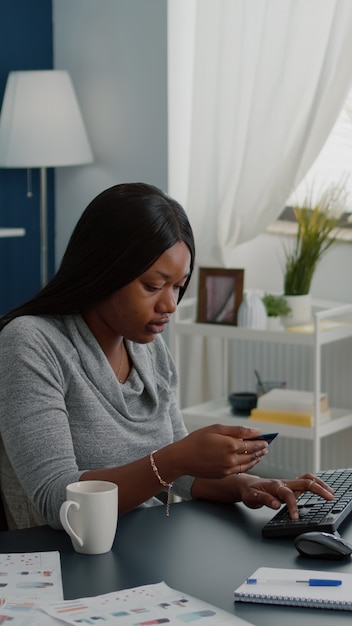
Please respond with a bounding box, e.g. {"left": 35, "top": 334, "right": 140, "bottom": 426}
{"left": 59, "top": 500, "right": 84, "bottom": 548}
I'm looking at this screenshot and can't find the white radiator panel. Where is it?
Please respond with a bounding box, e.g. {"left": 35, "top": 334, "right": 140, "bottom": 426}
{"left": 229, "top": 338, "right": 352, "bottom": 477}
{"left": 177, "top": 333, "right": 352, "bottom": 475}
{"left": 251, "top": 431, "right": 352, "bottom": 478}
{"left": 229, "top": 338, "right": 352, "bottom": 412}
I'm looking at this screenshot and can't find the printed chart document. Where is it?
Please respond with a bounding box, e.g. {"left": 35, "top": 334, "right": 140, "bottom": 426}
{"left": 0, "top": 551, "right": 63, "bottom": 625}
{"left": 42, "top": 581, "right": 254, "bottom": 625}
{"left": 0, "top": 551, "right": 63, "bottom": 602}
{"left": 234, "top": 567, "right": 352, "bottom": 611}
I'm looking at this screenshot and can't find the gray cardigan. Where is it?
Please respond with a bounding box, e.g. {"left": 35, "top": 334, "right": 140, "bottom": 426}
{"left": 0, "top": 314, "right": 194, "bottom": 529}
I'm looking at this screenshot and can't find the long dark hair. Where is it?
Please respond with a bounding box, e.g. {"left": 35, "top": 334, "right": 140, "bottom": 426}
{"left": 0, "top": 183, "right": 195, "bottom": 329}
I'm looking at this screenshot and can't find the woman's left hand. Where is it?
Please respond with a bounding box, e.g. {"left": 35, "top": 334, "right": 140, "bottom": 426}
{"left": 238, "top": 472, "right": 335, "bottom": 520}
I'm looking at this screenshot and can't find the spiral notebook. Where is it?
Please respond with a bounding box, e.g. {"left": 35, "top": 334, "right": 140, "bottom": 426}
{"left": 234, "top": 567, "right": 352, "bottom": 611}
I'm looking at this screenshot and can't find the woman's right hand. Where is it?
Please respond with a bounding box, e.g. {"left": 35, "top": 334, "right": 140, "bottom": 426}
{"left": 171, "top": 424, "right": 269, "bottom": 479}
{"left": 81, "top": 424, "right": 269, "bottom": 516}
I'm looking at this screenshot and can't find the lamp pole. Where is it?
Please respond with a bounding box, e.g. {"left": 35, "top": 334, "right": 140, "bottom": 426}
{"left": 39, "top": 167, "right": 48, "bottom": 288}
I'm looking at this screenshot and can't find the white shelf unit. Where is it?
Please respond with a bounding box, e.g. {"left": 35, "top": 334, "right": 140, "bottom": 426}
{"left": 169, "top": 298, "right": 352, "bottom": 474}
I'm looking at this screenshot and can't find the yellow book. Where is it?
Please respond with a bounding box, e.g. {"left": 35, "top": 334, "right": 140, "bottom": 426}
{"left": 249, "top": 408, "right": 330, "bottom": 427}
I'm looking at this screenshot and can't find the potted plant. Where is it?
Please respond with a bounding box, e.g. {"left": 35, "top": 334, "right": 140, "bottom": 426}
{"left": 262, "top": 294, "right": 291, "bottom": 331}
{"left": 282, "top": 182, "right": 346, "bottom": 326}
{"left": 262, "top": 293, "right": 292, "bottom": 317}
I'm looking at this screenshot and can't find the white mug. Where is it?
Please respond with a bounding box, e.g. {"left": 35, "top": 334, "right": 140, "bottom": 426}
{"left": 59, "top": 480, "right": 118, "bottom": 555}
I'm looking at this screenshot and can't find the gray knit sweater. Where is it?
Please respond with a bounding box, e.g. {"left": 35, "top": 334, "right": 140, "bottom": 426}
{"left": 0, "top": 314, "right": 194, "bottom": 529}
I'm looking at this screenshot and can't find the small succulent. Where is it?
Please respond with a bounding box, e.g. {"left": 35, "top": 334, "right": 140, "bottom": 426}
{"left": 262, "top": 294, "right": 291, "bottom": 317}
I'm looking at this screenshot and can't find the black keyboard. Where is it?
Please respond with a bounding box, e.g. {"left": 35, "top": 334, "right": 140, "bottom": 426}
{"left": 262, "top": 468, "right": 352, "bottom": 538}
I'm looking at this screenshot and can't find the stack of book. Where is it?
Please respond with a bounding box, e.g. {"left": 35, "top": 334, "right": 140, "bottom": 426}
{"left": 249, "top": 388, "right": 330, "bottom": 427}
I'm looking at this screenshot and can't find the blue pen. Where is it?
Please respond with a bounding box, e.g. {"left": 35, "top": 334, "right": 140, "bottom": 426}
{"left": 246, "top": 577, "right": 342, "bottom": 587}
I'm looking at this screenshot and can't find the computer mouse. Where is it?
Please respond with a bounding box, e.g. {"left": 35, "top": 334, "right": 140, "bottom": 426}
{"left": 294, "top": 532, "right": 352, "bottom": 560}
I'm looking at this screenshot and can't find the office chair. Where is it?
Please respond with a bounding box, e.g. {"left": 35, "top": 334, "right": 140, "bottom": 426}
{"left": 0, "top": 492, "right": 8, "bottom": 531}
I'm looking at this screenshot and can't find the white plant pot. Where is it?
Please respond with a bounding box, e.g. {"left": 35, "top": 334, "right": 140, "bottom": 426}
{"left": 266, "top": 316, "right": 284, "bottom": 332}
{"left": 282, "top": 294, "right": 311, "bottom": 327}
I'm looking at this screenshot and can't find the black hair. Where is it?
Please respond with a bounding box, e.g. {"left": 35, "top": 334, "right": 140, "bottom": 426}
{"left": 0, "top": 183, "right": 195, "bottom": 329}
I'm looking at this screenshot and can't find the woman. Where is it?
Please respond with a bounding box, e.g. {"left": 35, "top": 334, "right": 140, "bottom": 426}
{"left": 0, "top": 183, "right": 333, "bottom": 529}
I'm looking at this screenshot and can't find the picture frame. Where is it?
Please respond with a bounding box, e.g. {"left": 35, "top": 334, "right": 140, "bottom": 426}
{"left": 197, "top": 267, "right": 244, "bottom": 325}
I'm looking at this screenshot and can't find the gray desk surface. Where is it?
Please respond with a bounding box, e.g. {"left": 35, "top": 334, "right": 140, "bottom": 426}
{"left": 1, "top": 499, "right": 352, "bottom": 625}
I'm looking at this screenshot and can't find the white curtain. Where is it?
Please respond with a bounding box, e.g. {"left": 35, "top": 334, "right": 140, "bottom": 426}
{"left": 169, "top": 0, "right": 352, "bottom": 268}
{"left": 168, "top": 0, "right": 352, "bottom": 408}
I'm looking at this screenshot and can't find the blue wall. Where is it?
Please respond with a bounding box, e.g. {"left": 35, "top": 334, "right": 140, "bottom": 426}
{"left": 0, "top": 0, "right": 54, "bottom": 312}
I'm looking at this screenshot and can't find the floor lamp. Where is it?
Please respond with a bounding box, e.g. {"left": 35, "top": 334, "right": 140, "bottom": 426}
{"left": 0, "top": 70, "right": 93, "bottom": 288}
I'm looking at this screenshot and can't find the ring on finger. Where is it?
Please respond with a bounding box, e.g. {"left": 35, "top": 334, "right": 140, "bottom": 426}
{"left": 276, "top": 483, "right": 285, "bottom": 498}
{"left": 244, "top": 441, "right": 248, "bottom": 454}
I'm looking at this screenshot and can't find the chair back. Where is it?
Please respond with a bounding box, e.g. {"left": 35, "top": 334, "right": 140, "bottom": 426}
{"left": 0, "top": 438, "right": 9, "bottom": 530}
{"left": 0, "top": 493, "right": 8, "bottom": 531}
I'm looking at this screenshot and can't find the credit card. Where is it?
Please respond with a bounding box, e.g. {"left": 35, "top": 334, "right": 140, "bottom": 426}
{"left": 247, "top": 432, "right": 278, "bottom": 444}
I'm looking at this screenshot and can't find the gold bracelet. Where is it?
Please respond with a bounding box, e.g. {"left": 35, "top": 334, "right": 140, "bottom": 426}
{"left": 150, "top": 450, "right": 173, "bottom": 517}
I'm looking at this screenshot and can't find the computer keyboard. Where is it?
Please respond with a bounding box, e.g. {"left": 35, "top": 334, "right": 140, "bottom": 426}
{"left": 262, "top": 468, "right": 352, "bottom": 538}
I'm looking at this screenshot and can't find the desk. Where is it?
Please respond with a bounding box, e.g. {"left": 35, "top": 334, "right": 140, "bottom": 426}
{"left": 1, "top": 500, "right": 352, "bottom": 625}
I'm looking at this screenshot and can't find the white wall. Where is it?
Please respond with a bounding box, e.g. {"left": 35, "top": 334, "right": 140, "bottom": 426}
{"left": 53, "top": 0, "right": 167, "bottom": 265}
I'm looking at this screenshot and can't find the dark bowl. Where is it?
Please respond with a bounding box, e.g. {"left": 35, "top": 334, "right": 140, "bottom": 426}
{"left": 228, "top": 392, "right": 258, "bottom": 416}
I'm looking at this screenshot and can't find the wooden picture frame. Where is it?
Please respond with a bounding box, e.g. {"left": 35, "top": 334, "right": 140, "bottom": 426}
{"left": 197, "top": 267, "right": 244, "bottom": 325}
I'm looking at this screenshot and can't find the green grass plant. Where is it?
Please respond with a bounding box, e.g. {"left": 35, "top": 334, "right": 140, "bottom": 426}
{"left": 283, "top": 183, "right": 346, "bottom": 295}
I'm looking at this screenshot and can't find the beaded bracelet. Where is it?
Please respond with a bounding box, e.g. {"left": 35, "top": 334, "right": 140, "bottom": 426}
{"left": 150, "top": 450, "right": 173, "bottom": 517}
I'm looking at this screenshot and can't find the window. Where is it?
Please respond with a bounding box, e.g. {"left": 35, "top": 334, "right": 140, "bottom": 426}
{"left": 268, "top": 86, "right": 352, "bottom": 241}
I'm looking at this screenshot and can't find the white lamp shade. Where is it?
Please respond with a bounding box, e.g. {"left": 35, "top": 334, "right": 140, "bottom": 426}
{"left": 0, "top": 70, "right": 93, "bottom": 168}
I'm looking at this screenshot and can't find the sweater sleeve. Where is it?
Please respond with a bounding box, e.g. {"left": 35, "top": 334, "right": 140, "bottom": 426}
{"left": 0, "top": 318, "right": 84, "bottom": 528}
